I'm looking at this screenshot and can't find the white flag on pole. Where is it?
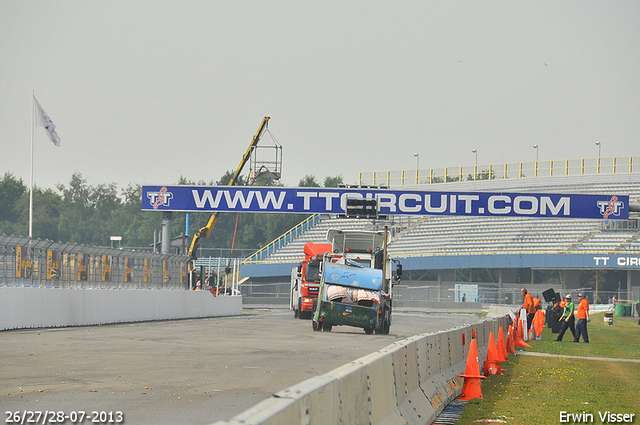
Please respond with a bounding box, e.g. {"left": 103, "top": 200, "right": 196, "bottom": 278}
{"left": 34, "top": 96, "right": 61, "bottom": 147}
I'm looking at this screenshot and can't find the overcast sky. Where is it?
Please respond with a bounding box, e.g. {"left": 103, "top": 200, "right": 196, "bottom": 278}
{"left": 2, "top": 1, "right": 639, "bottom": 193}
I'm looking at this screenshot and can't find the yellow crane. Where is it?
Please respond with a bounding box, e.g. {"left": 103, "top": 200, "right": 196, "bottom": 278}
{"left": 187, "top": 116, "right": 271, "bottom": 270}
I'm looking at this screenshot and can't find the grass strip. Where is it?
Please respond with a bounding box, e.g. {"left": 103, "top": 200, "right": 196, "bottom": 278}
{"left": 456, "top": 313, "right": 640, "bottom": 424}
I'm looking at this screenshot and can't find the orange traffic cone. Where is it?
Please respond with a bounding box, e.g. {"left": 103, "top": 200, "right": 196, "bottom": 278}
{"left": 459, "top": 338, "right": 485, "bottom": 400}
{"left": 483, "top": 332, "right": 502, "bottom": 375}
{"left": 507, "top": 324, "right": 515, "bottom": 354}
{"left": 533, "top": 309, "right": 545, "bottom": 340}
{"left": 515, "top": 320, "right": 531, "bottom": 348}
{"left": 497, "top": 326, "right": 508, "bottom": 363}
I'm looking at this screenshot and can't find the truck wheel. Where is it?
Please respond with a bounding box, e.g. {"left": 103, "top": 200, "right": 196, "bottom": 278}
{"left": 322, "top": 324, "right": 332, "bottom": 332}
{"left": 312, "top": 321, "right": 323, "bottom": 331}
{"left": 296, "top": 298, "right": 302, "bottom": 319}
{"left": 375, "top": 307, "right": 390, "bottom": 334}
{"left": 364, "top": 328, "right": 374, "bottom": 335}
{"left": 382, "top": 308, "right": 391, "bottom": 334}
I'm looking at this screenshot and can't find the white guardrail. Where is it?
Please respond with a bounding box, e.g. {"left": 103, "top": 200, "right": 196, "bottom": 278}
{"left": 0, "top": 287, "right": 243, "bottom": 330}
{"left": 211, "top": 316, "right": 509, "bottom": 425}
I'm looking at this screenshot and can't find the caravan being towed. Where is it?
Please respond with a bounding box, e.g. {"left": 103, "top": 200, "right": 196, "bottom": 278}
{"left": 312, "top": 257, "right": 390, "bottom": 334}
{"left": 311, "top": 227, "right": 401, "bottom": 334}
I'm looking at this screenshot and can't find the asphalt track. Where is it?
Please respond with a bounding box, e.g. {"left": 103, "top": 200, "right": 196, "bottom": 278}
{"left": 1, "top": 308, "right": 483, "bottom": 425}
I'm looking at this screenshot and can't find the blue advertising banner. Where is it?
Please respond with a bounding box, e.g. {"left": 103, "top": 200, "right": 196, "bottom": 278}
{"left": 141, "top": 185, "right": 628, "bottom": 220}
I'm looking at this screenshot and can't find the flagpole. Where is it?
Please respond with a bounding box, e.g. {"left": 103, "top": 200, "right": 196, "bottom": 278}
{"left": 29, "top": 91, "right": 34, "bottom": 238}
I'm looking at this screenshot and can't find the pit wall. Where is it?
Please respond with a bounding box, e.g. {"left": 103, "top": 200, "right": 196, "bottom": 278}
{"left": 212, "top": 316, "right": 509, "bottom": 425}
{"left": 0, "top": 287, "right": 242, "bottom": 331}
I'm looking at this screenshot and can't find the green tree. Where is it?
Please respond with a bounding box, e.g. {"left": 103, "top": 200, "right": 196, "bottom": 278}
{"left": 0, "top": 172, "right": 27, "bottom": 224}
{"left": 177, "top": 175, "right": 195, "bottom": 185}
{"left": 109, "top": 184, "right": 163, "bottom": 248}
{"left": 298, "top": 175, "right": 320, "bottom": 187}
{"left": 324, "top": 175, "right": 344, "bottom": 187}
{"left": 57, "top": 173, "right": 122, "bottom": 245}
{"left": 216, "top": 171, "right": 245, "bottom": 186}
{"left": 15, "top": 187, "right": 62, "bottom": 240}
{"left": 57, "top": 173, "right": 93, "bottom": 244}
{"left": 176, "top": 175, "right": 217, "bottom": 186}
{"left": 466, "top": 169, "right": 497, "bottom": 181}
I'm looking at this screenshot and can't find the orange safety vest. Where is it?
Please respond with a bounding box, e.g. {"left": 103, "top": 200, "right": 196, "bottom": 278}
{"left": 533, "top": 297, "right": 541, "bottom": 309}
{"left": 577, "top": 298, "right": 589, "bottom": 320}
{"left": 524, "top": 293, "right": 535, "bottom": 314}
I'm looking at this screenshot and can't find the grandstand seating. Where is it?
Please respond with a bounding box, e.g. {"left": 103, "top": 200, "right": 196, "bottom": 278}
{"left": 243, "top": 173, "right": 640, "bottom": 263}
{"left": 388, "top": 216, "right": 599, "bottom": 256}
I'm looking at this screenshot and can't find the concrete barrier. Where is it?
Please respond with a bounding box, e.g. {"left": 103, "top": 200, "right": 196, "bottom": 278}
{"left": 211, "top": 316, "right": 509, "bottom": 425}
{"left": 394, "top": 300, "right": 483, "bottom": 313}
{"left": 0, "top": 287, "right": 242, "bottom": 330}
{"left": 486, "top": 304, "right": 518, "bottom": 318}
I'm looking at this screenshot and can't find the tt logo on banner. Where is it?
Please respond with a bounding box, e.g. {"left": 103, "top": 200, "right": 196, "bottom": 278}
{"left": 597, "top": 196, "right": 624, "bottom": 219}
{"left": 147, "top": 187, "right": 174, "bottom": 209}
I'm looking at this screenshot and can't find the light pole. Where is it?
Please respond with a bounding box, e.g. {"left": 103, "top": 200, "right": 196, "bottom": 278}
{"left": 414, "top": 153, "right": 419, "bottom": 184}
{"left": 533, "top": 144, "right": 539, "bottom": 177}
{"left": 472, "top": 149, "right": 477, "bottom": 181}
{"left": 595, "top": 141, "right": 601, "bottom": 173}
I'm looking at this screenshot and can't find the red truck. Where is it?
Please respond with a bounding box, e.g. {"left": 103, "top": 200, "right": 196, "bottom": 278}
{"left": 290, "top": 242, "right": 332, "bottom": 319}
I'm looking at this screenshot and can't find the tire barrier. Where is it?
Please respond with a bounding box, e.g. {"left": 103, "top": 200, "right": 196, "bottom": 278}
{"left": 211, "top": 316, "right": 509, "bottom": 425}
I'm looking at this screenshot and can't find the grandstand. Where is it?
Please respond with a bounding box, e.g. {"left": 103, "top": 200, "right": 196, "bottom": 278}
{"left": 240, "top": 169, "right": 640, "bottom": 305}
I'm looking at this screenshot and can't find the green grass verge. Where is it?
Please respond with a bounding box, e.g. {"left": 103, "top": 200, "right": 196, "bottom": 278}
{"left": 456, "top": 313, "right": 640, "bottom": 425}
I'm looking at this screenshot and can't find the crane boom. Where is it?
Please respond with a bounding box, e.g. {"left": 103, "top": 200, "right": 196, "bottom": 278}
{"left": 187, "top": 116, "right": 270, "bottom": 265}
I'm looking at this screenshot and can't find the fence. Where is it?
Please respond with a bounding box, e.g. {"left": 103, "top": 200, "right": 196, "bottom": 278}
{"left": 236, "top": 279, "right": 533, "bottom": 305}
{"left": 359, "top": 156, "right": 640, "bottom": 186}
{"left": 0, "top": 234, "right": 190, "bottom": 290}
{"left": 241, "top": 280, "right": 291, "bottom": 301}
{"left": 235, "top": 278, "right": 640, "bottom": 309}
{"left": 191, "top": 257, "right": 244, "bottom": 295}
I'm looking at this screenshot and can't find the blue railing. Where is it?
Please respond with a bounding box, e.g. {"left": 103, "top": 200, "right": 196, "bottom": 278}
{"left": 244, "top": 214, "right": 319, "bottom": 262}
